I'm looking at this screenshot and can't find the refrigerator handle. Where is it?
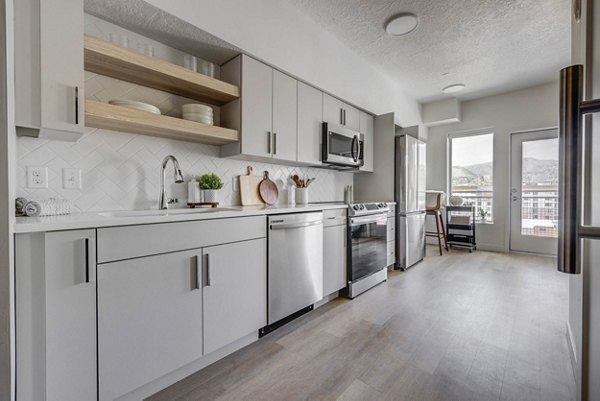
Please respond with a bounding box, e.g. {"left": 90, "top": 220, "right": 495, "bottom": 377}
{"left": 558, "top": 65, "right": 600, "bottom": 275}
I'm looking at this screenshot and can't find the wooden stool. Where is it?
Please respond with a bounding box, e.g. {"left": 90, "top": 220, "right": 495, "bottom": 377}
{"left": 426, "top": 209, "right": 449, "bottom": 256}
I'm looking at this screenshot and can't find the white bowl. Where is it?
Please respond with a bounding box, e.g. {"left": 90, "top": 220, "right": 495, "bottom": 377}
{"left": 182, "top": 114, "right": 214, "bottom": 125}
{"left": 183, "top": 111, "right": 213, "bottom": 118}
{"left": 182, "top": 103, "right": 212, "bottom": 113}
{"left": 109, "top": 99, "right": 161, "bottom": 115}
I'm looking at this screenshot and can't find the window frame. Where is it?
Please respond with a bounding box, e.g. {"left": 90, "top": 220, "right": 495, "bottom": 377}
{"left": 447, "top": 129, "right": 495, "bottom": 224}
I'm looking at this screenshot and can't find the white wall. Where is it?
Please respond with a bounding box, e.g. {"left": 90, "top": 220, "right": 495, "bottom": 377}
{"left": 0, "top": 0, "right": 16, "bottom": 399}
{"left": 426, "top": 82, "right": 559, "bottom": 252}
{"left": 142, "top": 0, "right": 421, "bottom": 126}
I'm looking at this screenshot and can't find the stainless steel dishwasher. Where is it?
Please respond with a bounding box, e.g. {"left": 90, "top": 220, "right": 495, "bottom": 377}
{"left": 267, "top": 212, "right": 323, "bottom": 325}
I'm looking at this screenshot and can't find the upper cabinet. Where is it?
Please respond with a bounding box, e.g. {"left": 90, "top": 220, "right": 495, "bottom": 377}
{"left": 15, "top": 0, "right": 85, "bottom": 141}
{"left": 221, "top": 55, "right": 297, "bottom": 163}
{"left": 297, "top": 82, "right": 323, "bottom": 165}
{"left": 359, "top": 111, "right": 374, "bottom": 172}
{"left": 323, "top": 93, "right": 360, "bottom": 132}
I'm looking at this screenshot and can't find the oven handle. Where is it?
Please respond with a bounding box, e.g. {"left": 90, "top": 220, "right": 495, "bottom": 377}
{"left": 350, "top": 214, "right": 388, "bottom": 225}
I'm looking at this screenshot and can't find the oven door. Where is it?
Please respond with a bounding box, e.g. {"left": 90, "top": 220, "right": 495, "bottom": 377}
{"left": 349, "top": 214, "right": 388, "bottom": 282}
{"left": 322, "top": 122, "right": 364, "bottom": 167}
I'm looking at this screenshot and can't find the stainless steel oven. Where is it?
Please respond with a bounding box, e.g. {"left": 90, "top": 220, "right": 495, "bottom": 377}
{"left": 322, "top": 122, "right": 364, "bottom": 168}
{"left": 343, "top": 203, "right": 389, "bottom": 298}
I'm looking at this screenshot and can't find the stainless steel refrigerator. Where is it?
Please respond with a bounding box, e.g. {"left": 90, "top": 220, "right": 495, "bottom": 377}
{"left": 561, "top": 1, "right": 600, "bottom": 398}
{"left": 395, "top": 135, "right": 426, "bottom": 269}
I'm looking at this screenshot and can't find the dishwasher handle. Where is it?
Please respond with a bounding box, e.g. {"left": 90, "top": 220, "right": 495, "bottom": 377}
{"left": 270, "top": 220, "right": 322, "bottom": 230}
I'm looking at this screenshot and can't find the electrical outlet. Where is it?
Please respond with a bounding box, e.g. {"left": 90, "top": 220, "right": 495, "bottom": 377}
{"left": 232, "top": 177, "right": 239, "bottom": 192}
{"left": 27, "top": 166, "right": 48, "bottom": 188}
{"left": 62, "top": 168, "right": 82, "bottom": 189}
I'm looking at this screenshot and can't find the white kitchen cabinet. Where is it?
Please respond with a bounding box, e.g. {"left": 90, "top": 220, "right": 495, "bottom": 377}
{"left": 323, "top": 93, "right": 360, "bottom": 131}
{"left": 97, "top": 249, "right": 204, "bottom": 401}
{"left": 272, "top": 70, "right": 298, "bottom": 161}
{"left": 297, "top": 82, "right": 323, "bottom": 165}
{"left": 14, "top": 0, "right": 84, "bottom": 141}
{"left": 221, "top": 55, "right": 297, "bottom": 162}
{"left": 15, "top": 229, "right": 96, "bottom": 401}
{"left": 387, "top": 216, "right": 396, "bottom": 267}
{"left": 359, "top": 112, "right": 374, "bottom": 172}
{"left": 323, "top": 209, "right": 347, "bottom": 296}
{"left": 240, "top": 56, "right": 273, "bottom": 158}
{"left": 203, "top": 238, "right": 267, "bottom": 354}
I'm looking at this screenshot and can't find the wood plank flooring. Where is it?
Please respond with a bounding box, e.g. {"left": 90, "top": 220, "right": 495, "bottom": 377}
{"left": 148, "top": 248, "right": 576, "bottom": 401}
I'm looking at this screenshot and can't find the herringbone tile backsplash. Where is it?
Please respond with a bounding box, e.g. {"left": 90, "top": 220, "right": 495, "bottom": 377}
{"left": 15, "top": 14, "right": 353, "bottom": 212}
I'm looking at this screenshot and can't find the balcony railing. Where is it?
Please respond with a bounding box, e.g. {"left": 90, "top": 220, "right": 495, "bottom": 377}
{"left": 520, "top": 191, "right": 558, "bottom": 237}
{"left": 450, "top": 192, "right": 493, "bottom": 223}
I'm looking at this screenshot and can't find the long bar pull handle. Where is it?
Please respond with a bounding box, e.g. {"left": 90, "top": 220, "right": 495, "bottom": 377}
{"left": 273, "top": 133, "right": 277, "bottom": 155}
{"left": 558, "top": 65, "right": 582, "bottom": 274}
{"left": 75, "top": 86, "right": 79, "bottom": 125}
{"left": 205, "top": 253, "right": 212, "bottom": 287}
{"left": 84, "top": 238, "right": 90, "bottom": 283}
{"left": 193, "top": 255, "right": 201, "bottom": 290}
{"left": 340, "top": 108, "right": 344, "bottom": 125}
{"left": 267, "top": 131, "right": 272, "bottom": 154}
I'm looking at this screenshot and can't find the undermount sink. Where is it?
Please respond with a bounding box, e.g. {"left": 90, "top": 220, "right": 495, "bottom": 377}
{"left": 100, "top": 208, "right": 239, "bottom": 218}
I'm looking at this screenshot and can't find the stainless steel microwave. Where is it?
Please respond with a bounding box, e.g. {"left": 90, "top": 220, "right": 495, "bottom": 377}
{"left": 321, "top": 122, "right": 364, "bottom": 168}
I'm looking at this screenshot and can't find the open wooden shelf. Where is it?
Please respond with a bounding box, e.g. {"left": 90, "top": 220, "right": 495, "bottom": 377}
{"left": 85, "top": 100, "right": 239, "bottom": 145}
{"left": 84, "top": 35, "right": 240, "bottom": 106}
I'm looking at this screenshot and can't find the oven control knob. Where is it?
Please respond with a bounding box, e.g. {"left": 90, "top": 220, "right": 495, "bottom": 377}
{"left": 359, "top": 204, "right": 365, "bottom": 210}
{"left": 353, "top": 205, "right": 360, "bottom": 210}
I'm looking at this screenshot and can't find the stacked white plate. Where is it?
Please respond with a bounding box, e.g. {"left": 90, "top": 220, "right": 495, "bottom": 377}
{"left": 182, "top": 103, "right": 214, "bottom": 125}
{"left": 109, "top": 99, "right": 161, "bottom": 115}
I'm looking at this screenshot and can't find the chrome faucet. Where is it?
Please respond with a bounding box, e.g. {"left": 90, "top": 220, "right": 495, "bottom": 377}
{"left": 159, "top": 155, "right": 184, "bottom": 210}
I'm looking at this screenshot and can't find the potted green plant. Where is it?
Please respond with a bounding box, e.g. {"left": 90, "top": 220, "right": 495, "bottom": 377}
{"left": 198, "top": 173, "right": 224, "bottom": 203}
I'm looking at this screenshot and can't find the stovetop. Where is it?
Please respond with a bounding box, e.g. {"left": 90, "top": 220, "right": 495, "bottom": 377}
{"left": 347, "top": 202, "right": 390, "bottom": 217}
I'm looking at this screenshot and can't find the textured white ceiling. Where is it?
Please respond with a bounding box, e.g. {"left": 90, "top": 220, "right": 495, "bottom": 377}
{"left": 289, "top": 0, "right": 570, "bottom": 102}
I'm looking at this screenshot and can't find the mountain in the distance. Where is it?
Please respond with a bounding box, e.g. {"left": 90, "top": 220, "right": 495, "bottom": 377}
{"left": 452, "top": 158, "right": 557, "bottom": 186}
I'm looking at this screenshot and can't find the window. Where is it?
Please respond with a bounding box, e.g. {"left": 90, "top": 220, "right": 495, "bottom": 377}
{"left": 449, "top": 133, "right": 494, "bottom": 223}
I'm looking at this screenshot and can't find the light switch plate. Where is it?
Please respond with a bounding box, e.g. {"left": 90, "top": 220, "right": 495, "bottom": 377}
{"left": 232, "top": 177, "right": 239, "bottom": 192}
{"left": 27, "top": 166, "right": 48, "bottom": 188}
{"left": 62, "top": 168, "right": 82, "bottom": 189}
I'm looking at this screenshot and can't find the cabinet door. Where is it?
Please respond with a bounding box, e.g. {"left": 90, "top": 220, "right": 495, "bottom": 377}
{"left": 297, "top": 82, "right": 323, "bottom": 164}
{"left": 98, "top": 250, "right": 203, "bottom": 401}
{"left": 359, "top": 112, "right": 374, "bottom": 172}
{"left": 343, "top": 104, "right": 360, "bottom": 132}
{"left": 323, "top": 93, "right": 344, "bottom": 125}
{"left": 323, "top": 225, "right": 347, "bottom": 296}
{"left": 241, "top": 56, "right": 273, "bottom": 158}
{"left": 203, "top": 238, "right": 267, "bottom": 354}
{"left": 45, "top": 230, "right": 96, "bottom": 401}
{"left": 272, "top": 70, "right": 298, "bottom": 161}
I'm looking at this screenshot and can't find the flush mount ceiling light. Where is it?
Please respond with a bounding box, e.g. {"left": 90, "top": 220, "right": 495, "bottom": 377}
{"left": 442, "top": 84, "right": 466, "bottom": 94}
{"left": 385, "top": 13, "right": 419, "bottom": 36}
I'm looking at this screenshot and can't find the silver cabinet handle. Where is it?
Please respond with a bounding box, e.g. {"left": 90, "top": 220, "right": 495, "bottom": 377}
{"left": 270, "top": 220, "right": 322, "bottom": 230}
{"left": 343, "top": 109, "right": 347, "bottom": 126}
{"left": 267, "top": 131, "right": 272, "bottom": 154}
{"left": 340, "top": 108, "right": 344, "bottom": 125}
{"left": 193, "top": 255, "right": 201, "bottom": 290}
{"left": 558, "top": 64, "right": 600, "bottom": 274}
{"left": 273, "top": 133, "right": 277, "bottom": 155}
{"left": 75, "top": 86, "right": 79, "bottom": 125}
{"left": 84, "top": 238, "right": 90, "bottom": 283}
{"left": 205, "top": 253, "right": 212, "bottom": 287}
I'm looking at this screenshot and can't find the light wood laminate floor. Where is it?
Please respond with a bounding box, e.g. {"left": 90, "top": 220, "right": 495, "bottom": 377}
{"left": 148, "top": 248, "right": 576, "bottom": 401}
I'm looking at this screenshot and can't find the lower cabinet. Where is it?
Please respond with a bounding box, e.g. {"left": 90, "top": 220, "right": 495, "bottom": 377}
{"left": 203, "top": 238, "right": 267, "bottom": 354}
{"left": 15, "top": 229, "right": 97, "bottom": 401}
{"left": 323, "top": 211, "right": 347, "bottom": 296}
{"left": 98, "top": 249, "right": 204, "bottom": 401}
{"left": 97, "top": 236, "right": 266, "bottom": 400}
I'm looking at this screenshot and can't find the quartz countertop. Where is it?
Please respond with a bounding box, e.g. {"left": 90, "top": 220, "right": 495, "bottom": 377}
{"left": 14, "top": 203, "right": 348, "bottom": 234}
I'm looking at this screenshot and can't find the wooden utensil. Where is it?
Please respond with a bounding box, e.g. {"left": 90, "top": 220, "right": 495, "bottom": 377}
{"left": 259, "top": 171, "right": 279, "bottom": 205}
{"left": 239, "top": 166, "right": 264, "bottom": 206}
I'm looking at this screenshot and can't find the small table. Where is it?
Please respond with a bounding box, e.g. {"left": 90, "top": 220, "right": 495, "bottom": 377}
{"left": 446, "top": 206, "right": 477, "bottom": 252}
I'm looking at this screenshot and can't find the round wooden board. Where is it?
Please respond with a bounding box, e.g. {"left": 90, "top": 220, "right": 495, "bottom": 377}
{"left": 259, "top": 171, "right": 279, "bottom": 205}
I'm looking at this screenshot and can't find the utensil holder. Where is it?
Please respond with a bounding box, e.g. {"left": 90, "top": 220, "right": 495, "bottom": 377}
{"left": 296, "top": 188, "right": 308, "bottom": 205}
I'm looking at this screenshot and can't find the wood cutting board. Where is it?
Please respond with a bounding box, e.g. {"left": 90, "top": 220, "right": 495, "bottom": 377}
{"left": 259, "top": 171, "right": 279, "bottom": 205}
{"left": 239, "top": 166, "right": 264, "bottom": 206}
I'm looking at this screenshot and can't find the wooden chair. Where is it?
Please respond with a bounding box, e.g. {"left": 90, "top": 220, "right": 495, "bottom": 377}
{"left": 425, "top": 191, "right": 448, "bottom": 256}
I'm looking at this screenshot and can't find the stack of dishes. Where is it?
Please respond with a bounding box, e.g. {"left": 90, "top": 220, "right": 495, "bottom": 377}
{"left": 109, "top": 99, "right": 161, "bottom": 115}
{"left": 182, "top": 103, "right": 214, "bottom": 125}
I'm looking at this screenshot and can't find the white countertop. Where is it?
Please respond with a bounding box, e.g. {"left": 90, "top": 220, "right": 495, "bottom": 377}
{"left": 14, "top": 203, "right": 348, "bottom": 234}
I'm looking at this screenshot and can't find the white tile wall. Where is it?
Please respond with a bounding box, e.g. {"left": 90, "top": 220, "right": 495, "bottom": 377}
{"left": 15, "top": 15, "right": 353, "bottom": 212}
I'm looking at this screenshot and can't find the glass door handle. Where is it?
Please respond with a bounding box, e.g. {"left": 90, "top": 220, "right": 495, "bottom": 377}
{"left": 558, "top": 65, "right": 600, "bottom": 274}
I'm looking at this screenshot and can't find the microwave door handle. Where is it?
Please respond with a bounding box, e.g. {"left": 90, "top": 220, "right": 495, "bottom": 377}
{"left": 350, "top": 135, "right": 357, "bottom": 161}
{"left": 558, "top": 64, "right": 600, "bottom": 275}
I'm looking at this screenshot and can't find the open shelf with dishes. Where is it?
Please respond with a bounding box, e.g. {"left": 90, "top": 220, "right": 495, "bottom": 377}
{"left": 85, "top": 100, "right": 239, "bottom": 145}
{"left": 83, "top": 34, "right": 241, "bottom": 145}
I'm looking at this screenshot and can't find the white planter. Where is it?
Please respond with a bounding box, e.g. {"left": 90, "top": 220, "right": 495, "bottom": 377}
{"left": 295, "top": 188, "right": 308, "bottom": 205}
{"left": 203, "top": 189, "right": 219, "bottom": 203}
